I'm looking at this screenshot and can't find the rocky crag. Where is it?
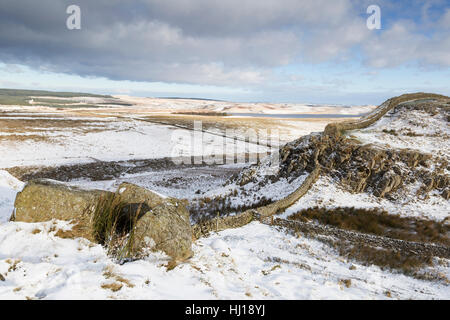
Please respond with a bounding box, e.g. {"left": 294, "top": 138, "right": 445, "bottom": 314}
{"left": 193, "top": 92, "right": 450, "bottom": 237}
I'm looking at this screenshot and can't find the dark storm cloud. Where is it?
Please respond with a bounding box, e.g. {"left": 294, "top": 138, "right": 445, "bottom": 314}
{"left": 0, "top": 1, "right": 448, "bottom": 86}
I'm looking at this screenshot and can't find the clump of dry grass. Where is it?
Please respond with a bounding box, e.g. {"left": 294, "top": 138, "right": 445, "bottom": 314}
{"left": 289, "top": 206, "right": 449, "bottom": 246}
{"left": 382, "top": 129, "right": 397, "bottom": 136}
{"left": 261, "top": 264, "right": 281, "bottom": 276}
{"left": 102, "top": 265, "right": 134, "bottom": 289}
{"left": 165, "top": 260, "right": 178, "bottom": 271}
{"left": 92, "top": 193, "right": 142, "bottom": 261}
{"left": 339, "top": 279, "right": 352, "bottom": 288}
{"left": 92, "top": 193, "right": 127, "bottom": 244}
{"left": 101, "top": 282, "right": 123, "bottom": 292}
{"left": 264, "top": 257, "right": 311, "bottom": 271}
{"left": 6, "top": 259, "right": 21, "bottom": 272}
{"left": 54, "top": 223, "right": 86, "bottom": 239}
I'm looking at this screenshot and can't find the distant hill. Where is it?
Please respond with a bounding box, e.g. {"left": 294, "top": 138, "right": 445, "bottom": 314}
{"left": 0, "top": 88, "right": 112, "bottom": 106}
{"left": 157, "top": 96, "right": 228, "bottom": 102}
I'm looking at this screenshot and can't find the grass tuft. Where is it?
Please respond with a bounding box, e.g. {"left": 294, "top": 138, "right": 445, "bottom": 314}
{"left": 92, "top": 193, "right": 143, "bottom": 261}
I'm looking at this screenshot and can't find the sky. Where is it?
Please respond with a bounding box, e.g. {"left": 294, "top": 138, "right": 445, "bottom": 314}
{"left": 0, "top": 0, "right": 449, "bottom": 105}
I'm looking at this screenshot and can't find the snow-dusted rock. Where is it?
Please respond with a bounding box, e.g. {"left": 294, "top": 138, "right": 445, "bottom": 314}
{"left": 13, "top": 181, "right": 193, "bottom": 261}
{"left": 117, "top": 183, "right": 193, "bottom": 262}
{"left": 13, "top": 179, "right": 111, "bottom": 241}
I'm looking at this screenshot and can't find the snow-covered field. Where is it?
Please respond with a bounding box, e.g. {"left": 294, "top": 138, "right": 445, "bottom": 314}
{"left": 0, "top": 116, "right": 269, "bottom": 168}
{"left": 1, "top": 218, "right": 448, "bottom": 299}
{"left": 1, "top": 168, "right": 448, "bottom": 300}
{"left": 0, "top": 98, "right": 448, "bottom": 300}
{"left": 67, "top": 164, "right": 247, "bottom": 201}
{"left": 0, "top": 171, "right": 24, "bottom": 223}
{"left": 112, "top": 96, "right": 376, "bottom": 115}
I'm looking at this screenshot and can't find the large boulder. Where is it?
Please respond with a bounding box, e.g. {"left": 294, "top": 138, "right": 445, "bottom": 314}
{"left": 13, "top": 179, "right": 111, "bottom": 241}
{"left": 13, "top": 180, "right": 193, "bottom": 261}
{"left": 117, "top": 183, "right": 193, "bottom": 262}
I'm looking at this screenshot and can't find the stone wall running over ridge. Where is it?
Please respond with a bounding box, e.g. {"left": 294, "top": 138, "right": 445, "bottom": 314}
{"left": 192, "top": 92, "right": 450, "bottom": 239}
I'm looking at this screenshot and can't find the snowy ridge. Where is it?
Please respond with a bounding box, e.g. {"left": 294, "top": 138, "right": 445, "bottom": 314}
{"left": 277, "top": 93, "right": 449, "bottom": 222}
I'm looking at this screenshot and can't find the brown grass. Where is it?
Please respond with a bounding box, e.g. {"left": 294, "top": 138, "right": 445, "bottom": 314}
{"left": 334, "top": 241, "right": 433, "bottom": 274}
{"left": 101, "top": 282, "right": 123, "bottom": 292}
{"left": 261, "top": 264, "right": 281, "bottom": 275}
{"left": 166, "top": 260, "right": 178, "bottom": 271}
{"left": 264, "top": 257, "right": 311, "bottom": 271}
{"left": 54, "top": 223, "right": 86, "bottom": 239}
{"left": 289, "top": 206, "right": 449, "bottom": 246}
{"left": 339, "top": 279, "right": 352, "bottom": 288}
{"left": 382, "top": 129, "right": 398, "bottom": 136}
{"left": 6, "top": 259, "right": 21, "bottom": 272}
{"left": 102, "top": 266, "right": 134, "bottom": 288}
{"left": 0, "top": 116, "right": 110, "bottom": 143}
{"left": 92, "top": 193, "right": 143, "bottom": 261}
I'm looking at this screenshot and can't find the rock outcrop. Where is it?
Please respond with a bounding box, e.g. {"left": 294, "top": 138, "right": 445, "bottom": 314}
{"left": 13, "top": 180, "right": 193, "bottom": 261}
{"left": 117, "top": 183, "right": 193, "bottom": 261}
{"left": 13, "top": 179, "right": 111, "bottom": 241}
{"left": 234, "top": 93, "right": 450, "bottom": 207}
{"left": 277, "top": 131, "right": 448, "bottom": 199}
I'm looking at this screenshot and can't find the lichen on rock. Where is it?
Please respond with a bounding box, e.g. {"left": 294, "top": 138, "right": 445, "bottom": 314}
{"left": 13, "top": 180, "right": 193, "bottom": 262}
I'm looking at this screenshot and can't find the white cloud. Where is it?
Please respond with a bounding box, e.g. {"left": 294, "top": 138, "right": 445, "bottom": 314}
{"left": 0, "top": 0, "right": 448, "bottom": 90}
{"left": 362, "top": 19, "right": 450, "bottom": 68}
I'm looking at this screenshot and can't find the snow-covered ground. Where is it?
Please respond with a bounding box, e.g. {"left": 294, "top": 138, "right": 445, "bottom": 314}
{"left": 351, "top": 106, "right": 450, "bottom": 158}
{"left": 112, "top": 96, "right": 375, "bottom": 115}
{"left": 198, "top": 154, "right": 309, "bottom": 210}
{"left": 1, "top": 170, "right": 448, "bottom": 300}
{"left": 67, "top": 164, "right": 247, "bottom": 200}
{"left": 0, "top": 171, "right": 24, "bottom": 223}
{"left": 1, "top": 219, "right": 448, "bottom": 299}
{"left": 0, "top": 116, "right": 268, "bottom": 168}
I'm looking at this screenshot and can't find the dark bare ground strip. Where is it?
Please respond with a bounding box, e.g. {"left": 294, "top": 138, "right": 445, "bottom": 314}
{"left": 5, "top": 155, "right": 262, "bottom": 182}
{"left": 288, "top": 207, "right": 449, "bottom": 246}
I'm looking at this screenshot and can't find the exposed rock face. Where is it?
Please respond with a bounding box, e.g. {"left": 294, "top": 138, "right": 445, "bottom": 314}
{"left": 235, "top": 97, "right": 449, "bottom": 202}
{"left": 13, "top": 181, "right": 193, "bottom": 261}
{"left": 117, "top": 183, "right": 193, "bottom": 261}
{"left": 13, "top": 179, "right": 111, "bottom": 241}
{"left": 442, "top": 188, "right": 450, "bottom": 200}
{"left": 277, "top": 132, "right": 449, "bottom": 199}
{"left": 117, "top": 182, "right": 166, "bottom": 209}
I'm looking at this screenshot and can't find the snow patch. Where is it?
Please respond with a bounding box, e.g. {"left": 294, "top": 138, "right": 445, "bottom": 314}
{"left": 0, "top": 171, "right": 23, "bottom": 223}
